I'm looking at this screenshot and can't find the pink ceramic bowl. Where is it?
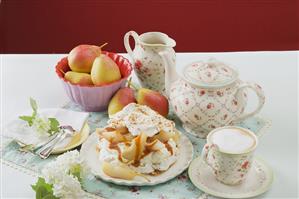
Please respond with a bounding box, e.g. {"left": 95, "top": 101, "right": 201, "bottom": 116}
{"left": 55, "top": 51, "right": 132, "bottom": 112}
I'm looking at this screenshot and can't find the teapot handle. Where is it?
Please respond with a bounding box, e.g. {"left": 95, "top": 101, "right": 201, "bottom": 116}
{"left": 233, "top": 82, "right": 265, "bottom": 123}
{"left": 124, "top": 31, "right": 139, "bottom": 63}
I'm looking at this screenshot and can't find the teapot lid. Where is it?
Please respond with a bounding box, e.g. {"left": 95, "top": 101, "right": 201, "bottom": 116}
{"left": 182, "top": 59, "right": 238, "bottom": 88}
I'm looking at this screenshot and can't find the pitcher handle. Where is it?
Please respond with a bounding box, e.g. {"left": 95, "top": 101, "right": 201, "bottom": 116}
{"left": 124, "top": 31, "right": 139, "bottom": 63}
{"left": 233, "top": 82, "right": 265, "bottom": 123}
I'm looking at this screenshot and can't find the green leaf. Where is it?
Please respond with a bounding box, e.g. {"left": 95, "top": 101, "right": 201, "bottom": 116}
{"left": 69, "top": 164, "right": 82, "bottom": 183}
{"left": 30, "top": 97, "right": 38, "bottom": 114}
{"left": 31, "top": 184, "right": 37, "bottom": 191}
{"left": 31, "top": 177, "right": 58, "bottom": 199}
{"left": 19, "top": 115, "right": 34, "bottom": 126}
{"left": 36, "top": 186, "right": 48, "bottom": 199}
{"left": 48, "top": 118, "right": 60, "bottom": 135}
{"left": 43, "top": 194, "right": 59, "bottom": 199}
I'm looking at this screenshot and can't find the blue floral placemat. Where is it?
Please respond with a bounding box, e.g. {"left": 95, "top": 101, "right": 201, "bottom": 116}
{"left": 1, "top": 102, "right": 271, "bottom": 199}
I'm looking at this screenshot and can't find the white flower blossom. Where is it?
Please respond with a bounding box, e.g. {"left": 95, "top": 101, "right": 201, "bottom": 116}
{"left": 52, "top": 174, "right": 83, "bottom": 199}
{"left": 41, "top": 150, "right": 87, "bottom": 199}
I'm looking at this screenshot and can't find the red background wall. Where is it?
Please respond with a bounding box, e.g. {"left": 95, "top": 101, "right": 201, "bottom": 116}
{"left": 1, "top": 0, "right": 298, "bottom": 53}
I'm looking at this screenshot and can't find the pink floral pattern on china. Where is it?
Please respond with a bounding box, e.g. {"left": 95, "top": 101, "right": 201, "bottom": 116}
{"left": 160, "top": 57, "right": 266, "bottom": 138}
{"left": 124, "top": 31, "right": 176, "bottom": 94}
{"left": 201, "top": 126, "right": 258, "bottom": 185}
{"left": 202, "top": 144, "right": 254, "bottom": 185}
{"left": 184, "top": 61, "right": 237, "bottom": 87}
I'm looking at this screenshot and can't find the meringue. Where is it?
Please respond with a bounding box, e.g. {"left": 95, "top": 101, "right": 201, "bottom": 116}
{"left": 108, "top": 103, "right": 175, "bottom": 137}
{"left": 97, "top": 103, "right": 180, "bottom": 176}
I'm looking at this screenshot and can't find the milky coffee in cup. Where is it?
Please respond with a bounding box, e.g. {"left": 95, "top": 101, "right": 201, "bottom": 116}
{"left": 210, "top": 128, "right": 256, "bottom": 154}
{"left": 202, "top": 126, "right": 258, "bottom": 185}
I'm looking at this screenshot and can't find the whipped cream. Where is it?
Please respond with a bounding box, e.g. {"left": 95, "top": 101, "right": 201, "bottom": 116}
{"left": 108, "top": 103, "right": 175, "bottom": 137}
{"left": 97, "top": 138, "right": 119, "bottom": 165}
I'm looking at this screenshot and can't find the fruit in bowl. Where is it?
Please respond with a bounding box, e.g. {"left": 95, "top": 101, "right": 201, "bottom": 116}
{"left": 64, "top": 71, "right": 93, "bottom": 86}
{"left": 91, "top": 54, "right": 121, "bottom": 86}
{"left": 55, "top": 44, "right": 132, "bottom": 112}
{"left": 68, "top": 44, "right": 104, "bottom": 73}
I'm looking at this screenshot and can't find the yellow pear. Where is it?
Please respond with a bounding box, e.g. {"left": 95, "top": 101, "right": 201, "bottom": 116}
{"left": 68, "top": 44, "right": 102, "bottom": 73}
{"left": 91, "top": 54, "right": 121, "bottom": 86}
{"left": 108, "top": 87, "right": 136, "bottom": 117}
{"left": 64, "top": 71, "right": 93, "bottom": 86}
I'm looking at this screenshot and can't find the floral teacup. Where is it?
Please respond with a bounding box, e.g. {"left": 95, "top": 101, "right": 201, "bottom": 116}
{"left": 201, "top": 126, "right": 258, "bottom": 185}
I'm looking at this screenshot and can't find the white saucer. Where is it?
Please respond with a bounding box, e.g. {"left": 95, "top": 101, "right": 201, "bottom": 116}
{"left": 80, "top": 131, "right": 193, "bottom": 186}
{"left": 188, "top": 156, "right": 273, "bottom": 198}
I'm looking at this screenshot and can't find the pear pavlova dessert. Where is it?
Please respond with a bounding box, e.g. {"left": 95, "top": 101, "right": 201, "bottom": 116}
{"left": 96, "top": 103, "right": 180, "bottom": 180}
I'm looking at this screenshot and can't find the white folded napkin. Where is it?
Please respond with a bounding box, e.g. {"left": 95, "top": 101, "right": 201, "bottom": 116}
{"left": 3, "top": 108, "right": 89, "bottom": 147}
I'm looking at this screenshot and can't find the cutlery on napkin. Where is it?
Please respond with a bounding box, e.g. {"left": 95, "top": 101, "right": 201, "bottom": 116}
{"left": 3, "top": 108, "right": 89, "bottom": 151}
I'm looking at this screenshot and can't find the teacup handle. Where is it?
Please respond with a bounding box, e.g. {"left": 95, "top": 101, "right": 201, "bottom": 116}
{"left": 124, "top": 31, "right": 139, "bottom": 63}
{"left": 201, "top": 144, "right": 219, "bottom": 169}
{"left": 233, "top": 82, "right": 265, "bottom": 123}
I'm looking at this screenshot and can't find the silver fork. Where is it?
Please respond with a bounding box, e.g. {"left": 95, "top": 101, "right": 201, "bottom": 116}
{"left": 19, "top": 125, "right": 75, "bottom": 153}
{"left": 37, "top": 126, "right": 75, "bottom": 159}
{"left": 19, "top": 133, "right": 60, "bottom": 153}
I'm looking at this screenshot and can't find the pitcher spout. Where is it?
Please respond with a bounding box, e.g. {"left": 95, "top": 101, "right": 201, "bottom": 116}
{"left": 159, "top": 50, "right": 178, "bottom": 97}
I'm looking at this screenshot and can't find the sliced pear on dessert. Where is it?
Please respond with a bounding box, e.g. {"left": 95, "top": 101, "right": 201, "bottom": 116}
{"left": 115, "top": 127, "right": 129, "bottom": 134}
{"left": 96, "top": 128, "right": 126, "bottom": 144}
{"left": 102, "top": 161, "right": 137, "bottom": 180}
{"left": 121, "top": 132, "right": 147, "bottom": 163}
{"left": 150, "top": 130, "right": 180, "bottom": 144}
{"left": 138, "top": 132, "right": 147, "bottom": 160}
{"left": 102, "top": 161, "right": 150, "bottom": 181}
{"left": 122, "top": 138, "right": 137, "bottom": 162}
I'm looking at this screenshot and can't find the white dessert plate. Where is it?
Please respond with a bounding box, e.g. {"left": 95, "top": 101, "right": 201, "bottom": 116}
{"left": 188, "top": 156, "right": 273, "bottom": 198}
{"left": 80, "top": 131, "right": 194, "bottom": 186}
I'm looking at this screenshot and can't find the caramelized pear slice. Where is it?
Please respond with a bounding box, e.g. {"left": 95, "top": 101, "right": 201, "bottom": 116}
{"left": 115, "top": 127, "right": 129, "bottom": 134}
{"left": 152, "top": 130, "right": 180, "bottom": 143}
{"left": 100, "top": 130, "right": 126, "bottom": 144}
{"left": 146, "top": 139, "right": 158, "bottom": 149}
{"left": 102, "top": 161, "right": 137, "bottom": 180}
{"left": 102, "top": 161, "right": 150, "bottom": 181}
{"left": 121, "top": 132, "right": 147, "bottom": 163}
{"left": 121, "top": 140, "right": 136, "bottom": 162}
{"left": 123, "top": 133, "right": 134, "bottom": 142}
{"left": 138, "top": 132, "right": 147, "bottom": 160}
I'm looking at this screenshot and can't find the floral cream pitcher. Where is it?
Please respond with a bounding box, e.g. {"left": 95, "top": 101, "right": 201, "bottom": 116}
{"left": 124, "top": 31, "right": 176, "bottom": 93}
{"left": 159, "top": 55, "right": 265, "bottom": 138}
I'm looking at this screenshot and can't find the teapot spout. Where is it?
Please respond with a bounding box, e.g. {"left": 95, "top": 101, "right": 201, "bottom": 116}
{"left": 159, "top": 50, "right": 178, "bottom": 97}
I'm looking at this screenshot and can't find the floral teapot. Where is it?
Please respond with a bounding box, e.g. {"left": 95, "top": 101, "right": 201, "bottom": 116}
{"left": 159, "top": 54, "right": 265, "bottom": 138}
